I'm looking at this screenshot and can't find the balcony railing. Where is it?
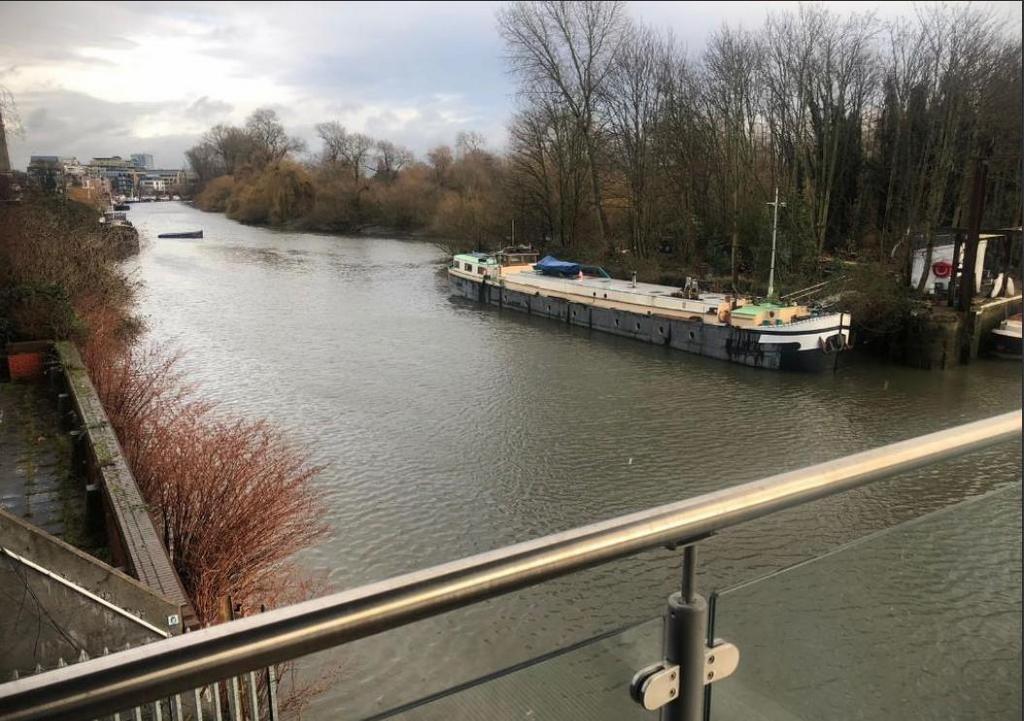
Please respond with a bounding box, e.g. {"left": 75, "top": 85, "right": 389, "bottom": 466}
{"left": 0, "top": 409, "right": 1019, "bottom": 721}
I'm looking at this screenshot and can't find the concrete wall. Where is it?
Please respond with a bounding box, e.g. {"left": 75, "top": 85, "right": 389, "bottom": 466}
{"left": 0, "top": 508, "right": 177, "bottom": 631}
{"left": 0, "top": 508, "right": 173, "bottom": 676}
{"left": 51, "top": 342, "right": 192, "bottom": 621}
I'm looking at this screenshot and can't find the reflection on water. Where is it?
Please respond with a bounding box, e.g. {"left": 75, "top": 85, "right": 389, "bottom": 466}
{"left": 128, "top": 203, "right": 1022, "bottom": 719}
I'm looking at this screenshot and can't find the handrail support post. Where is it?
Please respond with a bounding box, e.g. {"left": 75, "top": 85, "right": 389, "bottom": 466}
{"left": 663, "top": 545, "right": 707, "bottom": 721}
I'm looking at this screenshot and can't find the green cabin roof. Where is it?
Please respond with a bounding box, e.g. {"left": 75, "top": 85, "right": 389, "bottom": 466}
{"left": 731, "top": 303, "right": 784, "bottom": 318}
{"left": 454, "top": 253, "right": 498, "bottom": 265}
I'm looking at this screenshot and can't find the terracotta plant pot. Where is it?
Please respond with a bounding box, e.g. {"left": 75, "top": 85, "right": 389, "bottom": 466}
{"left": 8, "top": 352, "right": 44, "bottom": 381}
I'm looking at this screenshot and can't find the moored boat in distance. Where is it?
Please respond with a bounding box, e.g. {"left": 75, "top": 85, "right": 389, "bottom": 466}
{"left": 991, "top": 314, "right": 1022, "bottom": 359}
{"left": 448, "top": 249, "right": 851, "bottom": 372}
{"left": 157, "top": 230, "right": 203, "bottom": 239}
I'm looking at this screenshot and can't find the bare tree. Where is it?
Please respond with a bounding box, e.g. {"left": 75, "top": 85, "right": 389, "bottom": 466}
{"left": 204, "top": 124, "right": 259, "bottom": 175}
{"left": 655, "top": 47, "right": 707, "bottom": 264}
{"left": 605, "top": 23, "right": 670, "bottom": 257}
{"left": 701, "top": 26, "right": 763, "bottom": 288}
{"left": 315, "top": 121, "right": 375, "bottom": 182}
{"left": 427, "top": 145, "right": 454, "bottom": 186}
{"left": 508, "top": 103, "right": 587, "bottom": 247}
{"left": 761, "top": 7, "right": 879, "bottom": 261}
{"left": 246, "top": 108, "right": 305, "bottom": 167}
{"left": 185, "top": 142, "right": 226, "bottom": 183}
{"left": 315, "top": 121, "right": 347, "bottom": 164}
{"left": 455, "top": 131, "right": 486, "bottom": 158}
{"left": 499, "top": 0, "right": 628, "bottom": 250}
{"left": 374, "top": 140, "right": 414, "bottom": 181}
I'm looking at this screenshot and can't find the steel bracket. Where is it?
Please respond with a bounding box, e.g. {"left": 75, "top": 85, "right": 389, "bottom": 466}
{"left": 630, "top": 662, "right": 679, "bottom": 711}
{"left": 703, "top": 639, "right": 739, "bottom": 685}
{"left": 630, "top": 639, "right": 739, "bottom": 712}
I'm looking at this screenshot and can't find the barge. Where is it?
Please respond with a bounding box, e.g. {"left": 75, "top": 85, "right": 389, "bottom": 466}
{"left": 448, "top": 249, "right": 851, "bottom": 372}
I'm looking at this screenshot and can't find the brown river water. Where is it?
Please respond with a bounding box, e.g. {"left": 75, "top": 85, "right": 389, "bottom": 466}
{"left": 127, "top": 202, "right": 1021, "bottom": 719}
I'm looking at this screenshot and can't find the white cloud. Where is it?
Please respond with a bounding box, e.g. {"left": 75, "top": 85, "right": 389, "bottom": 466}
{"left": 2, "top": 0, "right": 1019, "bottom": 170}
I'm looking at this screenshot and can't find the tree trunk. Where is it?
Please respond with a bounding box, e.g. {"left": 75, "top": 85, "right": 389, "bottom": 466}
{"left": 582, "top": 130, "right": 610, "bottom": 251}
{"left": 916, "top": 231, "right": 935, "bottom": 295}
{"left": 958, "top": 158, "right": 988, "bottom": 312}
{"left": 948, "top": 231, "right": 963, "bottom": 307}
{"left": 730, "top": 184, "right": 740, "bottom": 291}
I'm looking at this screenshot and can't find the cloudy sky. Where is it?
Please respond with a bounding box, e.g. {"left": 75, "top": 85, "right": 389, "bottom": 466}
{"left": 1, "top": 1, "right": 1020, "bottom": 170}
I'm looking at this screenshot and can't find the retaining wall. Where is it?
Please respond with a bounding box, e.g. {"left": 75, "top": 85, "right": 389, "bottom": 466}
{"left": 50, "top": 342, "right": 193, "bottom": 624}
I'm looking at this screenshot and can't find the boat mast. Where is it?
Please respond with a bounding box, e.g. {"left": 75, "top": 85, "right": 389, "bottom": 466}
{"left": 766, "top": 186, "right": 785, "bottom": 300}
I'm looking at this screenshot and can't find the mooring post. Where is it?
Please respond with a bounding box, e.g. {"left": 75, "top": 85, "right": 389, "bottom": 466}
{"left": 662, "top": 545, "right": 707, "bottom": 721}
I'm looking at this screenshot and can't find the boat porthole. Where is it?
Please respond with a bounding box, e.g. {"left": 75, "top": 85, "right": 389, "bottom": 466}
{"left": 635, "top": 322, "right": 640, "bottom": 331}
{"left": 659, "top": 326, "right": 664, "bottom": 334}
{"left": 572, "top": 311, "right": 576, "bottom": 317}
{"left": 689, "top": 331, "right": 695, "bottom": 340}
{"left": 592, "top": 292, "right": 596, "bottom": 297}
{"left": 614, "top": 319, "right": 619, "bottom": 327}
{"left": 603, "top": 293, "right": 607, "bottom": 298}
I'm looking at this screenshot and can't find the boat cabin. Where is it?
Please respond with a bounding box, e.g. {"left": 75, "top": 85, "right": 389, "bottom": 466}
{"left": 451, "top": 252, "right": 500, "bottom": 278}
{"left": 451, "top": 248, "right": 539, "bottom": 280}
{"left": 496, "top": 248, "right": 539, "bottom": 266}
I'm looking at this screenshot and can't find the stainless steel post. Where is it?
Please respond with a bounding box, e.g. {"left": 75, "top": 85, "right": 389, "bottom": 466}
{"left": 663, "top": 546, "right": 706, "bottom": 721}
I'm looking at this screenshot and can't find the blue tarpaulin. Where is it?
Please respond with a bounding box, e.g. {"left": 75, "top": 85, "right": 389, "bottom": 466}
{"left": 534, "top": 256, "right": 581, "bottom": 277}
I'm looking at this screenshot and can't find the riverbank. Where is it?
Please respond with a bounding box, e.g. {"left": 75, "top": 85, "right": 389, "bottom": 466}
{"left": 0, "top": 197, "right": 327, "bottom": 629}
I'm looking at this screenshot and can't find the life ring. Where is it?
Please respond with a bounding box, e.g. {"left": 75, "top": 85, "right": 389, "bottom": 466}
{"left": 932, "top": 260, "right": 953, "bottom": 278}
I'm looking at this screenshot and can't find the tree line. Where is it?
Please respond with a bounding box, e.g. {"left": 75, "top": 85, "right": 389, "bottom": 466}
{"left": 187, "top": 108, "right": 508, "bottom": 248}
{"left": 186, "top": 1, "right": 1021, "bottom": 292}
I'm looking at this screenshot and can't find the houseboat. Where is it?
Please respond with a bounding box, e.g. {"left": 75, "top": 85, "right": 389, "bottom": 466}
{"left": 448, "top": 249, "right": 851, "bottom": 372}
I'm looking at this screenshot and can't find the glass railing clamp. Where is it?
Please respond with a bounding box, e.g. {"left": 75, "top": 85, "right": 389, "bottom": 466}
{"left": 630, "top": 661, "right": 680, "bottom": 711}
{"left": 629, "top": 640, "right": 739, "bottom": 713}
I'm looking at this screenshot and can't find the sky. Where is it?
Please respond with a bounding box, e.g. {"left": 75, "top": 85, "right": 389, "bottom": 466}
{"left": 1, "top": 1, "right": 1020, "bottom": 171}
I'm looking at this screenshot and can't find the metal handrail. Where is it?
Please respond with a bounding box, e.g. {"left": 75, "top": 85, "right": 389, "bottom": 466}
{"left": 1, "top": 410, "right": 1020, "bottom": 721}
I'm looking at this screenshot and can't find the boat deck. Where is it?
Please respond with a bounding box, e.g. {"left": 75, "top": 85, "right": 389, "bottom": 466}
{"left": 509, "top": 272, "right": 715, "bottom": 300}
{"left": 501, "top": 271, "right": 744, "bottom": 326}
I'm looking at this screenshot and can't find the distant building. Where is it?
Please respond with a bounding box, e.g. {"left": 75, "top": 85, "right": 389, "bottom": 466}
{"left": 88, "top": 157, "right": 139, "bottom": 196}
{"left": 139, "top": 177, "right": 166, "bottom": 194}
{"left": 154, "top": 168, "right": 185, "bottom": 187}
{"left": 89, "top": 156, "right": 135, "bottom": 170}
{"left": 27, "top": 155, "right": 79, "bottom": 193}
{"left": 131, "top": 153, "right": 154, "bottom": 170}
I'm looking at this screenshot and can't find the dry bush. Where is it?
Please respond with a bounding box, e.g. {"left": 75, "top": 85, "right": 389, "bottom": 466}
{"left": 0, "top": 197, "right": 139, "bottom": 343}
{"left": 143, "top": 414, "right": 326, "bottom": 621}
{"left": 195, "top": 175, "right": 237, "bottom": 212}
{"left": 227, "top": 161, "right": 315, "bottom": 226}
{"left": 302, "top": 169, "right": 368, "bottom": 232}
{"left": 366, "top": 163, "right": 438, "bottom": 230}
{"left": 82, "top": 327, "right": 328, "bottom": 625}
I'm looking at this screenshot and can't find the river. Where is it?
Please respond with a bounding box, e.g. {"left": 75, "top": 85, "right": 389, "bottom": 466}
{"left": 126, "top": 202, "right": 1021, "bottom": 719}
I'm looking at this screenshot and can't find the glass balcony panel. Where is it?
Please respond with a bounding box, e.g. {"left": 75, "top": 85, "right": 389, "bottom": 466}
{"left": 710, "top": 483, "right": 1022, "bottom": 721}
{"left": 367, "top": 617, "right": 662, "bottom": 720}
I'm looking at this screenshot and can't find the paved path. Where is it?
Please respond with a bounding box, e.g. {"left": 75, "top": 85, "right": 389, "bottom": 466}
{"left": 0, "top": 381, "right": 103, "bottom": 556}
